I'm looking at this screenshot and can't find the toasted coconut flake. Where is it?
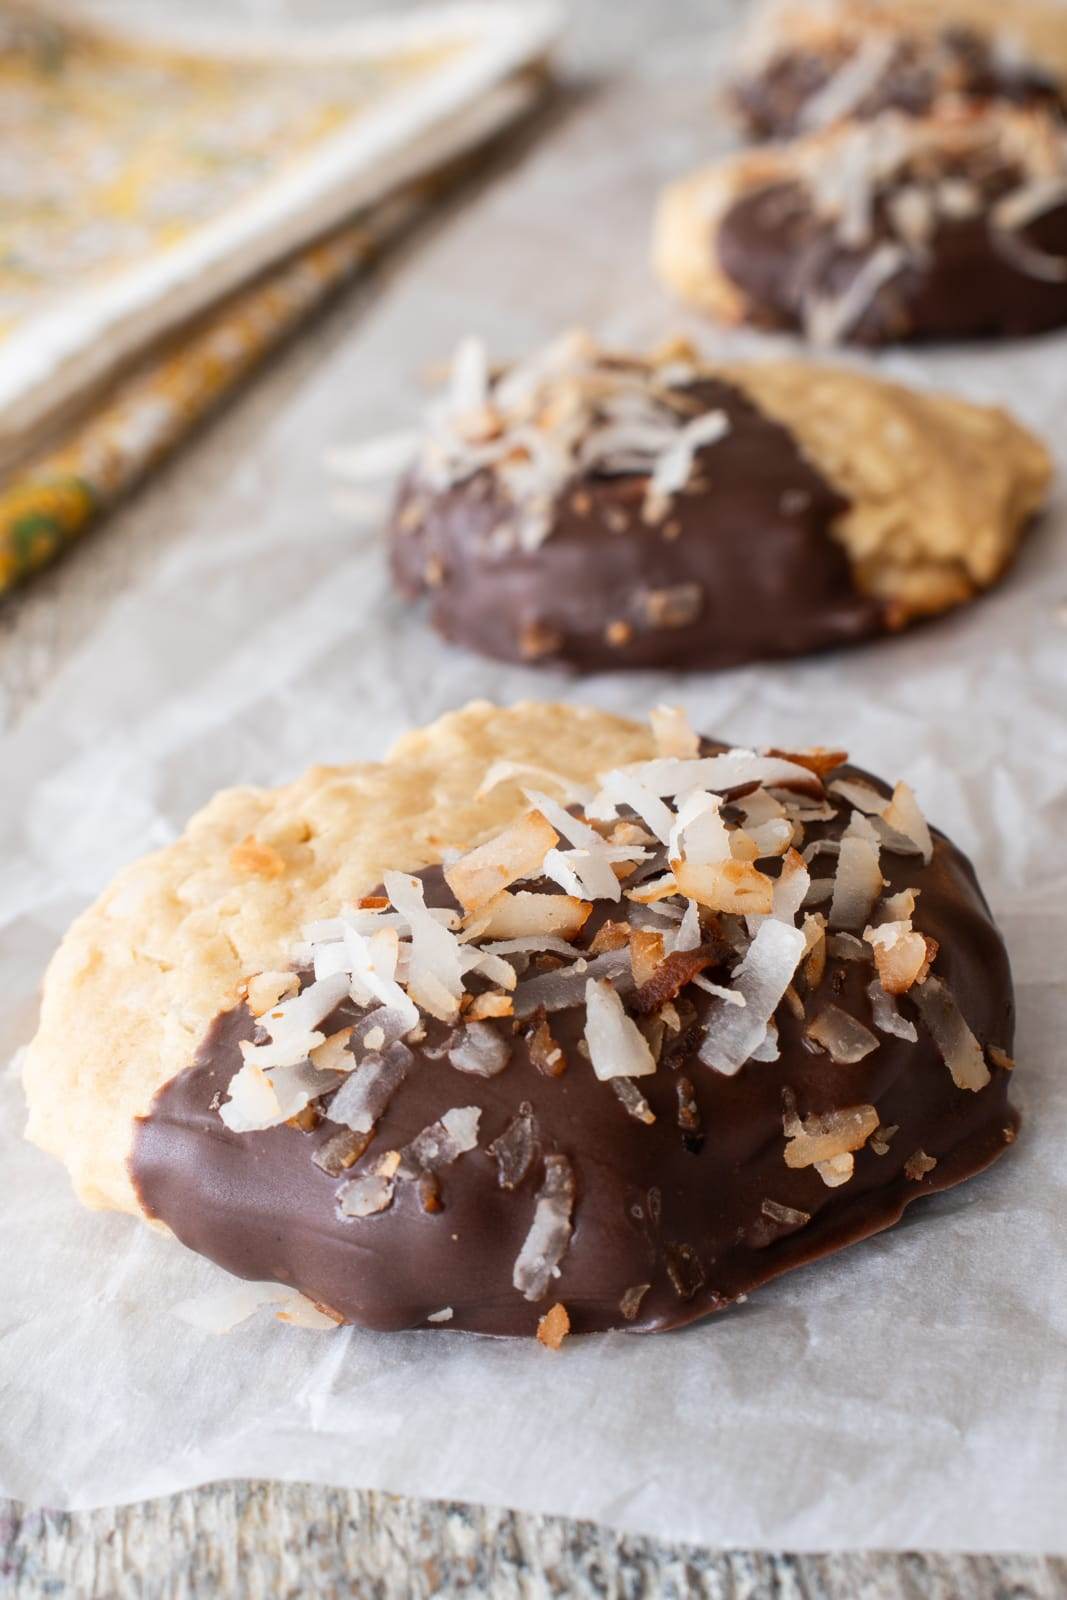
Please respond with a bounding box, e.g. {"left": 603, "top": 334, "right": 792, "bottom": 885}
{"left": 882, "top": 781, "right": 933, "bottom": 864}
{"left": 650, "top": 704, "right": 700, "bottom": 758}
{"left": 513, "top": 1153, "right": 575, "bottom": 1301}
{"left": 328, "top": 1042, "right": 411, "bottom": 1134}
{"left": 523, "top": 790, "right": 624, "bottom": 901}
{"left": 644, "top": 408, "right": 729, "bottom": 520}
{"left": 699, "top": 919, "right": 806, "bottom": 1075}
{"left": 904, "top": 1150, "right": 938, "bottom": 1180}
{"left": 749, "top": 817, "right": 795, "bottom": 858}
{"left": 246, "top": 970, "right": 300, "bottom": 1016}
{"left": 814, "top": 1153, "right": 855, "bottom": 1187}
{"left": 870, "top": 1123, "right": 898, "bottom": 1156}
{"left": 800, "top": 913, "right": 827, "bottom": 991}
{"left": 526, "top": 1016, "right": 567, "bottom": 1077}
{"left": 257, "top": 970, "right": 351, "bottom": 1049}
{"left": 597, "top": 770, "right": 676, "bottom": 843}
{"left": 669, "top": 789, "right": 731, "bottom": 867}
{"left": 750, "top": 1018, "right": 780, "bottom": 1062}
{"left": 427, "top": 1306, "right": 454, "bottom": 1323}
{"left": 867, "top": 980, "right": 918, "bottom": 1042}
{"left": 783, "top": 1093, "right": 879, "bottom": 1170}
{"left": 384, "top": 872, "right": 465, "bottom": 1019}
{"left": 664, "top": 1242, "right": 706, "bottom": 1300}
{"left": 829, "top": 813, "right": 883, "bottom": 931}
{"left": 514, "top": 948, "right": 632, "bottom": 1017}
{"left": 537, "top": 1302, "right": 571, "bottom": 1350}
{"left": 585, "top": 978, "right": 657, "bottom": 1080}
{"left": 230, "top": 836, "right": 286, "bottom": 878}
{"left": 805, "top": 1005, "right": 879, "bottom": 1064}
{"left": 767, "top": 747, "right": 847, "bottom": 778}
{"left": 829, "top": 778, "right": 886, "bottom": 814}
{"left": 612, "top": 1078, "right": 656, "bottom": 1124}
{"left": 674, "top": 857, "right": 774, "bottom": 915}
{"left": 770, "top": 849, "right": 811, "bottom": 924}
{"left": 633, "top": 943, "right": 723, "bottom": 1014}
{"left": 589, "top": 920, "right": 632, "bottom": 954}
{"left": 466, "top": 991, "right": 514, "bottom": 1021}
{"left": 865, "top": 918, "right": 933, "bottom": 994}
{"left": 627, "top": 870, "right": 681, "bottom": 905}
{"left": 630, "top": 928, "right": 666, "bottom": 988}
{"left": 670, "top": 898, "right": 702, "bottom": 953}
{"left": 448, "top": 1021, "right": 512, "bottom": 1077}
{"left": 476, "top": 890, "right": 592, "bottom": 940}
{"left": 310, "top": 1027, "right": 355, "bottom": 1074}
{"left": 287, "top": 1102, "right": 321, "bottom": 1133}
{"left": 337, "top": 1173, "right": 396, "bottom": 1218}
{"left": 989, "top": 1045, "right": 1015, "bottom": 1072}
{"left": 219, "top": 1061, "right": 285, "bottom": 1132}
{"left": 619, "top": 1283, "right": 651, "bottom": 1321}
{"left": 871, "top": 816, "right": 926, "bottom": 857}
{"left": 913, "top": 977, "right": 991, "bottom": 1091}
{"left": 590, "top": 754, "right": 820, "bottom": 823}
{"left": 398, "top": 1105, "right": 482, "bottom": 1179}
{"left": 878, "top": 888, "right": 918, "bottom": 923}
{"left": 443, "top": 811, "right": 559, "bottom": 911}
{"left": 313, "top": 1126, "right": 374, "bottom": 1176}
{"left": 488, "top": 1106, "right": 539, "bottom": 1189}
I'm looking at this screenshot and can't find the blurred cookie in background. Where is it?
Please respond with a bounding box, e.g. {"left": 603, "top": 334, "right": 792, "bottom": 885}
{"left": 731, "top": 0, "right": 1067, "bottom": 140}
{"left": 331, "top": 332, "right": 1050, "bottom": 671}
{"left": 655, "top": 107, "right": 1067, "bottom": 343}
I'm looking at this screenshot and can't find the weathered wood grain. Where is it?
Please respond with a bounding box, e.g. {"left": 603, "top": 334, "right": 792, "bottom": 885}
{"left": 3, "top": 1487, "right": 1066, "bottom": 1598}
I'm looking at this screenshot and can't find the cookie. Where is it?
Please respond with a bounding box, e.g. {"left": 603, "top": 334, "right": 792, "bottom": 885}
{"left": 655, "top": 106, "right": 1067, "bottom": 344}
{"left": 381, "top": 332, "right": 1048, "bottom": 668}
{"left": 732, "top": 0, "right": 1067, "bottom": 139}
{"left": 24, "top": 703, "right": 1019, "bottom": 1338}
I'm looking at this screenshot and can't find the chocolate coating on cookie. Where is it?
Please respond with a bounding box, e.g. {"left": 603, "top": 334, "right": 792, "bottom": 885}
{"left": 391, "top": 377, "right": 882, "bottom": 672}
{"left": 131, "top": 761, "right": 1017, "bottom": 1338}
{"left": 715, "top": 114, "right": 1067, "bottom": 345}
{"left": 734, "top": 28, "right": 1065, "bottom": 141}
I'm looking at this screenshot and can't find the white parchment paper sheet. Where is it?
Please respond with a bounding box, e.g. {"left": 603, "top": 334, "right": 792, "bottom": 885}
{"left": 1, "top": 0, "right": 1066, "bottom": 1548}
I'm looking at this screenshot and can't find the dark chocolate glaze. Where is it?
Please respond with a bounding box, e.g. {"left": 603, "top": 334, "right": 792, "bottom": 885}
{"left": 734, "top": 29, "right": 1066, "bottom": 141}
{"left": 390, "top": 378, "right": 884, "bottom": 672}
{"left": 131, "top": 763, "right": 1018, "bottom": 1338}
{"left": 717, "top": 160, "right": 1067, "bottom": 345}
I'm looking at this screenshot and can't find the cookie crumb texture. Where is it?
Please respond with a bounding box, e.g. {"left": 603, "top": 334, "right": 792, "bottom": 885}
{"left": 388, "top": 336, "right": 1049, "bottom": 669}
{"left": 61, "top": 705, "right": 1019, "bottom": 1339}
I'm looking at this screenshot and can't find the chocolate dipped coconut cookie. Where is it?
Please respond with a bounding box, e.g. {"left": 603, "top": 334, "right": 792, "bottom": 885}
{"left": 731, "top": 0, "right": 1067, "bottom": 140}
{"left": 655, "top": 107, "right": 1067, "bottom": 344}
{"left": 23, "top": 703, "right": 1019, "bottom": 1340}
{"left": 358, "top": 333, "right": 1049, "bottom": 670}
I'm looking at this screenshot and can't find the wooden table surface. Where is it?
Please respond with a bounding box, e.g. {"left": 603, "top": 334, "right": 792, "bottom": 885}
{"left": 3, "top": 2, "right": 1064, "bottom": 1593}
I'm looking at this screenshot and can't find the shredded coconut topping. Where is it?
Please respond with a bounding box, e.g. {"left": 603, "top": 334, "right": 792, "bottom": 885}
{"left": 333, "top": 332, "right": 740, "bottom": 552}
{"left": 211, "top": 707, "right": 991, "bottom": 1296}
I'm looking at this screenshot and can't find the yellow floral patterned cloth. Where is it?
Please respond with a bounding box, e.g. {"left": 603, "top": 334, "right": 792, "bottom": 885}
{"left": 0, "top": 2, "right": 552, "bottom": 595}
{"left": 0, "top": 6, "right": 442, "bottom": 342}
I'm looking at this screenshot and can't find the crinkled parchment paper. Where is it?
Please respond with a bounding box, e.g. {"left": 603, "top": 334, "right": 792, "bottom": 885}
{"left": 1, "top": 1, "right": 1066, "bottom": 1548}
